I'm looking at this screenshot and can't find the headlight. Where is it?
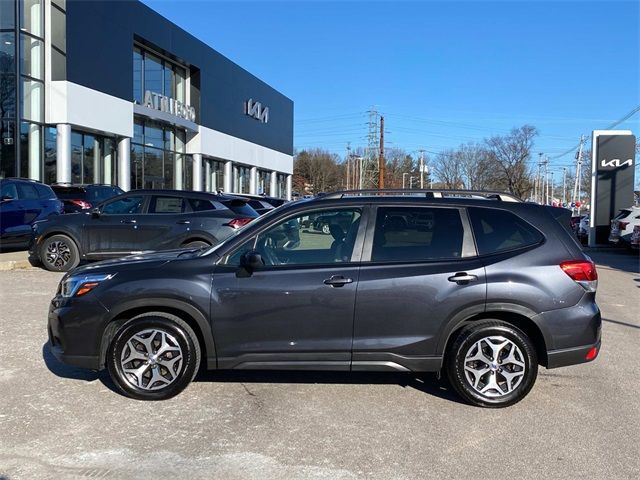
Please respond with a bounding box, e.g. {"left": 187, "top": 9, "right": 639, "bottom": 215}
{"left": 60, "top": 273, "right": 116, "bottom": 298}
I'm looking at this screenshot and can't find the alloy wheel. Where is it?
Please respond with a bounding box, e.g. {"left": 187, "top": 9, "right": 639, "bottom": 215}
{"left": 45, "top": 240, "right": 71, "bottom": 268}
{"left": 120, "top": 329, "right": 184, "bottom": 391}
{"left": 463, "top": 335, "right": 526, "bottom": 397}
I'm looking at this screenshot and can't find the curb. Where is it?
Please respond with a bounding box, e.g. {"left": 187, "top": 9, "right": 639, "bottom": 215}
{"left": 0, "top": 259, "right": 33, "bottom": 271}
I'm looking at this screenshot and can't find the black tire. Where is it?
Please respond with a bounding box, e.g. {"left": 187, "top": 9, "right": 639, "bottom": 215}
{"left": 182, "top": 240, "right": 211, "bottom": 249}
{"left": 39, "top": 234, "right": 80, "bottom": 272}
{"left": 445, "top": 320, "right": 538, "bottom": 408}
{"left": 106, "top": 313, "right": 201, "bottom": 400}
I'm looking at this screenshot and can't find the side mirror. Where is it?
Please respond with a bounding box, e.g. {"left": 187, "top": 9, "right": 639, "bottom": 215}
{"left": 237, "top": 251, "right": 264, "bottom": 277}
{"left": 91, "top": 207, "right": 101, "bottom": 218}
{"left": 1, "top": 195, "right": 14, "bottom": 203}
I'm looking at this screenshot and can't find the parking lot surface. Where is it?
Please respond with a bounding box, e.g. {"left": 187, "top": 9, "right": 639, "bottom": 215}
{"left": 1, "top": 250, "right": 639, "bottom": 480}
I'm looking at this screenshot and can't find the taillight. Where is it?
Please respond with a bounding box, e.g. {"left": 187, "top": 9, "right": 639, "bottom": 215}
{"left": 619, "top": 221, "right": 629, "bottom": 230}
{"left": 70, "top": 199, "right": 92, "bottom": 209}
{"left": 560, "top": 260, "right": 598, "bottom": 292}
{"left": 226, "top": 217, "right": 253, "bottom": 229}
{"left": 585, "top": 346, "right": 599, "bottom": 361}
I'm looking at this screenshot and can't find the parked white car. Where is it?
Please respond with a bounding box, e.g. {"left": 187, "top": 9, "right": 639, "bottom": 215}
{"left": 608, "top": 206, "right": 640, "bottom": 246}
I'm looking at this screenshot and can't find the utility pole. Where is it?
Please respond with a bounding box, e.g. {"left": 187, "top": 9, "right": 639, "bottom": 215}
{"left": 543, "top": 156, "right": 549, "bottom": 205}
{"left": 536, "top": 153, "right": 543, "bottom": 203}
{"left": 378, "top": 116, "right": 385, "bottom": 189}
{"left": 419, "top": 149, "right": 425, "bottom": 189}
{"left": 345, "top": 143, "right": 351, "bottom": 190}
{"left": 562, "top": 167, "right": 567, "bottom": 207}
{"left": 550, "top": 171, "right": 555, "bottom": 205}
{"left": 572, "top": 135, "right": 585, "bottom": 214}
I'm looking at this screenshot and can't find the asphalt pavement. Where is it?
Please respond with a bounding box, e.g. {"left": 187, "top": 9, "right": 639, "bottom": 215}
{"left": 0, "top": 250, "right": 638, "bottom": 480}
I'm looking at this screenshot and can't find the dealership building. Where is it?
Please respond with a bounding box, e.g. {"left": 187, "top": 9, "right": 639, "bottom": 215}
{"left": 0, "top": 0, "right": 294, "bottom": 198}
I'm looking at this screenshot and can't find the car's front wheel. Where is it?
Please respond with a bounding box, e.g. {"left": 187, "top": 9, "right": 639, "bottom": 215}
{"left": 106, "top": 313, "right": 201, "bottom": 400}
{"left": 40, "top": 234, "right": 80, "bottom": 272}
{"left": 446, "top": 320, "right": 538, "bottom": 408}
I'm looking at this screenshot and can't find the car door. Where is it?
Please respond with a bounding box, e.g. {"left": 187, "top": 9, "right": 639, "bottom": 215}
{"left": 210, "top": 205, "right": 369, "bottom": 370}
{"left": 352, "top": 205, "right": 486, "bottom": 371}
{"left": 134, "top": 195, "right": 189, "bottom": 250}
{"left": 0, "top": 181, "right": 26, "bottom": 243}
{"left": 84, "top": 194, "right": 146, "bottom": 256}
{"left": 16, "top": 183, "right": 41, "bottom": 226}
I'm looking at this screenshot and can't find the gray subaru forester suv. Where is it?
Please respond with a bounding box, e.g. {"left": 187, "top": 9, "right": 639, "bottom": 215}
{"left": 47, "top": 190, "right": 600, "bottom": 407}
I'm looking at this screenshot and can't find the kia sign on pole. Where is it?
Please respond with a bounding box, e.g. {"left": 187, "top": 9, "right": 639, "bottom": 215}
{"left": 589, "top": 130, "right": 636, "bottom": 246}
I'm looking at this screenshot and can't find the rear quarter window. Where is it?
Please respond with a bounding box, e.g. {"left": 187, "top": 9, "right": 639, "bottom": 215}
{"left": 222, "top": 200, "right": 259, "bottom": 217}
{"left": 468, "top": 207, "right": 544, "bottom": 255}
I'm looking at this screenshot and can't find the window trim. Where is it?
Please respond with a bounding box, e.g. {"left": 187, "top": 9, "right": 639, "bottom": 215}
{"left": 100, "top": 194, "right": 148, "bottom": 216}
{"left": 217, "top": 205, "right": 370, "bottom": 270}
{"left": 360, "top": 204, "right": 475, "bottom": 264}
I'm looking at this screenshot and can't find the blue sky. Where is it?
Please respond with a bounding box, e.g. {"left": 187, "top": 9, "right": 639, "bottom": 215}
{"left": 143, "top": 0, "right": 639, "bottom": 177}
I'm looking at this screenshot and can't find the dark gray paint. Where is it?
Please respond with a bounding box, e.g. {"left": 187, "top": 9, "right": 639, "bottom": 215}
{"left": 64, "top": 0, "right": 293, "bottom": 155}
{"left": 593, "top": 135, "right": 636, "bottom": 244}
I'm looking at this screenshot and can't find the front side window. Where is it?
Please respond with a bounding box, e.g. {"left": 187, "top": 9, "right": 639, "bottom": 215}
{"left": 102, "top": 196, "right": 144, "bottom": 215}
{"left": 468, "top": 207, "right": 543, "bottom": 255}
{"left": 226, "top": 208, "right": 362, "bottom": 267}
{"left": 371, "top": 207, "right": 464, "bottom": 262}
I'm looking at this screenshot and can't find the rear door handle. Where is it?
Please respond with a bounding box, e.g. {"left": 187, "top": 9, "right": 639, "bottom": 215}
{"left": 448, "top": 273, "right": 478, "bottom": 284}
{"left": 323, "top": 275, "right": 353, "bottom": 287}
{"left": 121, "top": 219, "right": 137, "bottom": 224}
{"left": 176, "top": 220, "right": 191, "bottom": 225}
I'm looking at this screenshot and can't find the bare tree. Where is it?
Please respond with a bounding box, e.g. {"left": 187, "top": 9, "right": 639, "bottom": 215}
{"left": 432, "top": 149, "right": 464, "bottom": 188}
{"left": 485, "top": 125, "right": 538, "bottom": 198}
{"left": 294, "top": 148, "right": 343, "bottom": 193}
{"left": 456, "top": 142, "right": 493, "bottom": 190}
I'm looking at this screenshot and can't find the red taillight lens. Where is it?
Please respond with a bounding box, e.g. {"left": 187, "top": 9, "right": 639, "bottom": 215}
{"left": 560, "top": 260, "right": 598, "bottom": 292}
{"left": 619, "top": 221, "right": 629, "bottom": 230}
{"left": 226, "top": 217, "right": 253, "bottom": 229}
{"left": 70, "top": 199, "right": 92, "bottom": 209}
{"left": 585, "top": 346, "right": 598, "bottom": 361}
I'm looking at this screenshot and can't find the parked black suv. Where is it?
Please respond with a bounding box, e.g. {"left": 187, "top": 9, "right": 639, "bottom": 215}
{"left": 31, "top": 190, "right": 258, "bottom": 272}
{"left": 51, "top": 183, "right": 124, "bottom": 213}
{"left": 46, "top": 190, "right": 601, "bottom": 407}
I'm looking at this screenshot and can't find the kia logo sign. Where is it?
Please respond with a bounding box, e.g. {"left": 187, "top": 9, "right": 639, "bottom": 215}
{"left": 245, "top": 99, "right": 269, "bottom": 124}
{"left": 600, "top": 158, "right": 633, "bottom": 168}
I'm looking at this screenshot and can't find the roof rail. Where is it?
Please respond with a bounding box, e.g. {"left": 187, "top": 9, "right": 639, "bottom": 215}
{"left": 318, "top": 189, "right": 523, "bottom": 202}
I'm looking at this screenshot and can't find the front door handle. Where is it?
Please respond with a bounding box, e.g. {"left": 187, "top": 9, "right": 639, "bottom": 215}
{"left": 121, "top": 219, "right": 137, "bottom": 224}
{"left": 448, "top": 272, "right": 478, "bottom": 284}
{"left": 323, "top": 275, "right": 353, "bottom": 287}
{"left": 176, "top": 220, "right": 191, "bottom": 225}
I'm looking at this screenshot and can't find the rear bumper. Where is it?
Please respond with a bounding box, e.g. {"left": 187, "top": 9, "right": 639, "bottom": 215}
{"left": 546, "top": 339, "right": 601, "bottom": 369}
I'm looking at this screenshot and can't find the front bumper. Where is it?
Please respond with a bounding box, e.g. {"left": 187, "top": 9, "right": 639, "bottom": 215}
{"left": 47, "top": 294, "right": 110, "bottom": 370}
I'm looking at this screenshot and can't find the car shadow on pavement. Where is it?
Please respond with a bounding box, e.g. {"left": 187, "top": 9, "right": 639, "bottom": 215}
{"left": 195, "top": 369, "right": 466, "bottom": 405}
{"left": 42, "top": 342, "right": 465, "bottom": 404}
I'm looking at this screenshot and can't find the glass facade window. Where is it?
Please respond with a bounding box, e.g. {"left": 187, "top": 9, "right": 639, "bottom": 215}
{"left": 131, "top": 117, "right": 187, "bottom": 190}
{"left": 44, "top": 127, "right": 56, "bottom": 184}
{"left": 277, "top": 173, "right": 287, "bottom": 198}
{"left": 20, "top": 33, "right": 43, "bottom": 79}
{"left": 0, "top": 30, "right": 17, "bottom": 178}
{"left": 258, "top": 170, "right": 271, "bottom": 195}
{"left": 70, "top": 130, "right": 118, "bottom": 185}
{"left": 204, "top": 159, "right": 224, "bottom": 192}
{"left": 21, "top": 0, "right": 43, "bottom": 38}
{"left": 234, "top": 165, "right": 250, "bottom": 193}
{"left": 133, "top": 45, "right": 188, "bottom": 104}
{"left": 0, "top": 0, "right": 16, "bottom": 29}
{"left": 21, "top": 77, "right": 43, "bottom": 122}
{"left": 51, "top": 4, "right": 66, "bottom": 53}
{"left": 19, "top": 121, "right": 41, "bottom": 181}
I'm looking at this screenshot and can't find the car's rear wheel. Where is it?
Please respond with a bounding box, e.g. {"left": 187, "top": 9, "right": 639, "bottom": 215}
{"left": 40, "top": 234, "right": 80, "bottom": 272}
{"left": 446, "top": 320, "right": 538, "bottom": 408}
{"left": 106, "top": 313, "right": 200, "bottom": 400}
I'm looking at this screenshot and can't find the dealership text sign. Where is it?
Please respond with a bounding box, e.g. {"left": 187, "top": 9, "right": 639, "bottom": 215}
{"left": 245, "top": 99, "right": 269, "bottom": 124}
{"left": 143, "top": 91, "right": 196, "bottom": 122}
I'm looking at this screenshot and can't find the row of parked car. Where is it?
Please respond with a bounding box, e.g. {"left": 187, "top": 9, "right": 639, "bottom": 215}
{"left": 570, "top": 204, "right": 640, "bottom": 251}
{"left": 0, "top": 177, "right": 287, "bottom": 272}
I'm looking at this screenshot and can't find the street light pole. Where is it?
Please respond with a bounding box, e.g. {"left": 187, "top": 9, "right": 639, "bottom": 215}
{"left": 402, "top": 173, "right": 409, "bottom": 189}
{"left": 562, "top": 167, "right": 567, "bottom": 207}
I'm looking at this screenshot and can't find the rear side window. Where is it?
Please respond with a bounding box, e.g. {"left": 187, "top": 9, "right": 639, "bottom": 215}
{"left": 17, "top": 183, "right": 39, "bottom": 199}
{"left": 372, "top": 207, "right": 464, "bottom": 262}
{"left": 469, "top": 207, "right": 543, "bottom": 255}
{"left": 188, "top": 198, "right": 216, "bottom": 211}
{"left": 222, "top": 199, "right": 258, "bottom": 217}
{"left": 52, "top": 187, "right": 87, "bottom": 200}
{"left": 35, "top": 183, "right": 54, "bottom": 199}
{"left": 149, "top": 196, "right": 185, "bottom": 214}
{"left": 88, "top": 186, "right": 122, "bottom": 203}
{"left": 0, "top": 182, "right": 18, "bottom": 198}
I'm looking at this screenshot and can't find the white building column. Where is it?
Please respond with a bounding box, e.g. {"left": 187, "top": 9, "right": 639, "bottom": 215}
{"left": 192, "top": 153, "right": 203, "bottom": 191}
{"left": 56, "top": 124, "right": 71, "bottom": 183}
{"left": 28, "top": 124, "right": 41, "bottom": 181}
{"left": 204, "top": 159, "right": 211, "bottom": 192}
{"left": 249, "top": 166, "right": 258, "bottom": 195}
{"left": 223, "top": 160, "right": 233, "bottom": 193}
{"left": 270, "top": 171, "right": 278, "bottom": 197}
{"left": 117, "top": 137, "right": 131, "bottom": 191}
{"left": 286, "top": 175, "right": 292, "bottom": 200}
